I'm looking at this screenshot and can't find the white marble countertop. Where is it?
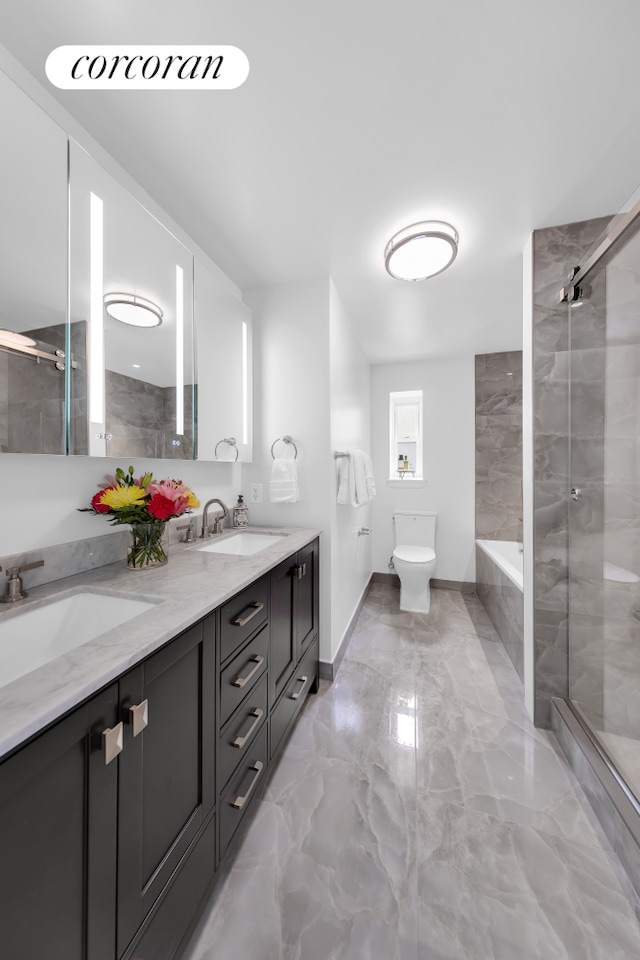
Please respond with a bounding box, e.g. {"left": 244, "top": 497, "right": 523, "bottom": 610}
{"left": 0, "top": 525, "right": 321, "bottom": 759}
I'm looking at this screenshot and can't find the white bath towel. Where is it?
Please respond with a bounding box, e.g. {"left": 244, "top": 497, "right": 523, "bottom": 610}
{"left": 269, "top": 457, "right": 299, "bottom": 503}
{"left": 336, "top": 450, "right": 376, "bottom": 507}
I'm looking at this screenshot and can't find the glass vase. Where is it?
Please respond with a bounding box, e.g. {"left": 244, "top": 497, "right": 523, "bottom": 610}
{"left": 127, "top": 522, "right": 168, "bottom": 570}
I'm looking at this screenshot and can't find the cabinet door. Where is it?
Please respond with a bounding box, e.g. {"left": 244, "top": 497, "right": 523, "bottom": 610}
{"left": 0, "top": 684, "right": 119, "bottom": 960}
{"left": 117, "top": 620, "right": 215, "bottom": 956}
{"left": 295, "top": 538, "right": 319, "bottom": 658}
{"left": 270, "top": 555, "right": 297, "bottom": 705}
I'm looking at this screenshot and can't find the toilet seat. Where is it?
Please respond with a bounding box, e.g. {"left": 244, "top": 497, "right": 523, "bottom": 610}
{"left": 393, "top": 545, "right": 435, "bottom": 564}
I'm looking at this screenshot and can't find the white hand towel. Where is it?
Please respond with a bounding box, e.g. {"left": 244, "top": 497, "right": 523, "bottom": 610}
{"left": 336, "top": 450, "right": 376, "bottom": 507}
{"left": 270, "top": 457, "right": 299, "bottom": 503}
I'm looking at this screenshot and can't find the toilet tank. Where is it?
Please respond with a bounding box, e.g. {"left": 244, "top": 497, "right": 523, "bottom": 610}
{"left": 393, "top": 511, "right": 437, "bottom": 548}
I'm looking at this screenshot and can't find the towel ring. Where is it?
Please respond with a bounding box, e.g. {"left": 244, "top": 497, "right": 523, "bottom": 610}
{"left": 214, "top": 437, "right": 239, "bottom": 461}
{"left": 270, "top": 435, "right": 298, "bottom": 460}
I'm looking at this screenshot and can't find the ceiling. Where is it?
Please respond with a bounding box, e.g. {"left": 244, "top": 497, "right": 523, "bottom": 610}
{"left": 2, "top": 0, "right": 640, "bottom": 362}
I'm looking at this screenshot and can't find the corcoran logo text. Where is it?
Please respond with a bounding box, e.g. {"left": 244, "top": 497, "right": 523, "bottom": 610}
{"left": 46, "top": 45, "right": 249, "bottom": 90}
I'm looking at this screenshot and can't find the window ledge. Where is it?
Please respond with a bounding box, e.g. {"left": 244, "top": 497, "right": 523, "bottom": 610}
{"left": 386, "top": 478, "right": 426, "bottom": 489}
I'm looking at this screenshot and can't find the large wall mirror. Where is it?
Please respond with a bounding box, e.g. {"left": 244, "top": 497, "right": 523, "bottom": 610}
{"left": 0, "top": 71, "right": 68, "bottom": 455}
{"left": 194, "top": 260, "right": 253, "bottom": 462}
{"left": 69, "top": 140, "right": 195, "bottom": 459}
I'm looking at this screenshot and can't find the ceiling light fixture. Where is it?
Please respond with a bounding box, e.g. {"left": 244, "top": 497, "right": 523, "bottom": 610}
{"left": 384, "top": 221, "right": 459, "bottom": 281}
{"left": 0, "top": 329, "right": 37, "bottom": 347}
{"left": 104, "top": 293, "right": 163, "bottom": 328}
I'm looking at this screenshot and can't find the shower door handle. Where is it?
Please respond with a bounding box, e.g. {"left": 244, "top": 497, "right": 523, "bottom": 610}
{"left": 570, "top": 487, "right": 582, "bottom": 501}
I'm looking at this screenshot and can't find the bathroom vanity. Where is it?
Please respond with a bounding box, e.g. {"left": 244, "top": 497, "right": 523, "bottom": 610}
{"left": 0, "top": 527, "right": 319, "bottom": 960}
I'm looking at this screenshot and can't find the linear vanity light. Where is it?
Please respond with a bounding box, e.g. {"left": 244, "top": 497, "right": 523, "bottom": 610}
{"left": 384, "top": 221, "right": 459, "bottom": 281}
{"left": 175, "top": 264, "right": 184, "bottom": 436}
{"left": 103, "top": 292, "right": 163, "bottom": 328}
{"left": 90, "top": 192, "right": 104, "bottom": 424}
{"left": 242, "top": 319, "right": 248, "bottom": 446}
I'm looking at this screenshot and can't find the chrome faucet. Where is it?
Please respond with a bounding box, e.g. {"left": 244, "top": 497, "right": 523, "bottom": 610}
{"left": 0, "top": 559, "right": 45, "bottom": 603}
{"left": 200, "top": 499, "right": 229, "bottom": 538}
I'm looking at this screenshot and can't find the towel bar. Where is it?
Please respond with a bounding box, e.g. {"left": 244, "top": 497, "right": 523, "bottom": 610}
{"left": 271, "top": 435, "right": 298, "bottom": 459}
{"left": 214, "top": 437, "right": 239, "bottom": 461}
{"left": 334, "top": 451, "right": 351, "bottom": 459}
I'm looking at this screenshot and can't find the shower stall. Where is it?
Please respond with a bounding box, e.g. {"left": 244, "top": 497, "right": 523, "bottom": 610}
{"left": 548, "top": 189, "right": 640, "bottom": 896}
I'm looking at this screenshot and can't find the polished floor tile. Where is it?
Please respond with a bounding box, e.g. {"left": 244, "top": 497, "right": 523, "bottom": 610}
{"left": 183, "top": 583, "right": 640, "bottom": 960}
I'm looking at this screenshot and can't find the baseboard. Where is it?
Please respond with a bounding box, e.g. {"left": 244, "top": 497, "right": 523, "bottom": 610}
{"left": 371, "top": 572, "right": 475, "bottom": 594}
{"left": 319, "top": 575, "right": 372, "bottom": 681}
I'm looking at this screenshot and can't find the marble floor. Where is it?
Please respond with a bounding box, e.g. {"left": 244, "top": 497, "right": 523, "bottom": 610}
{"left": 182, "top": 582, "right": 640, "bottom": 960}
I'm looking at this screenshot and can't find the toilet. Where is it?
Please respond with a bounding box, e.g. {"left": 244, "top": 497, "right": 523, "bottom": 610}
{"left": 392, "top": 511, "right": 437, "bottom": 613}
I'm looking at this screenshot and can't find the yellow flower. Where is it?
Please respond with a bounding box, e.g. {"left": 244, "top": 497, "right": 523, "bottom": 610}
{"left": 186, "top": 491, "right": 200, "bottom": 508}
{"left": 100, "top": 484, "right": 146, "bottom": 509}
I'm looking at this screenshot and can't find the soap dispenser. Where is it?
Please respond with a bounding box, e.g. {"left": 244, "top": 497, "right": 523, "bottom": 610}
{"left": 232, "top": 494, "right": 249, "bottom": 528}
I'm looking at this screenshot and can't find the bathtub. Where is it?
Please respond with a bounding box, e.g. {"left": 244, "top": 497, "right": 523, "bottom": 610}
{"left": 476, "top": 539, "right": 523, "bottom": 592}
{"left": 475, "top": 539, "right": 524, "bottom": 681}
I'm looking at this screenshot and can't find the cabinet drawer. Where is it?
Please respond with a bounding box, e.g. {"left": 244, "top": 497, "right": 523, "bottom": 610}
{"left": 219, "top": 724, "right": 268, "bottom": 859}
{"left": 270, "top": 637, "right": 319, "bottom": 760}
{"left": 220, "top": 576, "right": 269, "bottom": 662}
{"left": 220, "top": 624, "right": 269, "bottom": 726}
{"left": 218, "top": 674, "right": 268, "bottom": 791}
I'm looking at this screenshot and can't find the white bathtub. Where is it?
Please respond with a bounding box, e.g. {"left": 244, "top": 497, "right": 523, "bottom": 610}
{"left": 476, "top": 539, "right": 523, "bottom": 592}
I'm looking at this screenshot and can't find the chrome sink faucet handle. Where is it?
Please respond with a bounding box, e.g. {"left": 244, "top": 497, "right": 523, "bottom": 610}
{"left": 200, "top": 499, "right": 229, "bottom": 539}
{"left": 1, "top": 559, "right": 45, "bottom": 603}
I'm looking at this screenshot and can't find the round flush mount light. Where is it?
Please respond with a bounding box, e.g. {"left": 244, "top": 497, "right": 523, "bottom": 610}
{"left": 384, "top": 221, "right": 459, "bottom": 281}
{"left": 104, "top": 293, "right": 163, "bottom": 328}
{"left": 0, "top": 328, "right": 37, "bottom": 347}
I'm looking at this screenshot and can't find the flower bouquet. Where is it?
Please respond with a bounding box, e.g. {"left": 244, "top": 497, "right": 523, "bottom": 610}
{"left": 81, "top": 466, "right": 199, "bottom": 569}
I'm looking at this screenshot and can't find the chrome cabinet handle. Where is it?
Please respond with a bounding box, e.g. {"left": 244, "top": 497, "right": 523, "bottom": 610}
{"left": 102, "top": 722, "right": 124, "bottom": 765}
{"left": 233, "top": 655, "right": 265, "bottom": 688}
{"left": 233, "top": 708, "right": 264, "bottom": 748}
{"left": 232, "top": 601, "right": 264, "bottom": 627}
{"left": 294, "top": 564, "right": 306, "bottom": 580}
{"left": 129, "top": 699, "right": 149, "bottom": 737}
{"left": 290, "top": 675, "right": 308, "bottom": 701}
{"left": 231, "top": 760, "right": 264, "bottom": 809}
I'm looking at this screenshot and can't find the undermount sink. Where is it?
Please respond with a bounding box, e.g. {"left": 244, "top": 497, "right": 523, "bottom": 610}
{"left": 0, "top": 590, "right": 158, "bottom": 689}
{"left": 198, "top": 532, "right": 285, "bottom": 556}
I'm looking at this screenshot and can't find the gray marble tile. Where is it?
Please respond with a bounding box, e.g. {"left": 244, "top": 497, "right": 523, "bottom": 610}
{"left": 476, "top": 546, "right": 524, "bottom": 681}
{"left": 182, "top": 584, "right": 640, "bottom": 960}
{"left": 475, "top": 350, "right": 523, "bottom": 541}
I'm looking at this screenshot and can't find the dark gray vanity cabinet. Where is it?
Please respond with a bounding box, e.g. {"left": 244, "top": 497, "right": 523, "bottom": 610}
{"left": 269, "top": 538, "right": 319, "bottom": 708}
{"left": 0, "top": 684, "right": 120, "bottom": 960}
{"left": 0, "top": 538, "right": 320, "bottom": 960}
{"left": 117, "top": 619, "right": 216, "bottom": 959}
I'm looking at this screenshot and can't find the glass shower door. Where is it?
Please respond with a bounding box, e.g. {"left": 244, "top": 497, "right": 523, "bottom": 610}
{"left": 568, "top": 207, "right": 640, "bottom": 803}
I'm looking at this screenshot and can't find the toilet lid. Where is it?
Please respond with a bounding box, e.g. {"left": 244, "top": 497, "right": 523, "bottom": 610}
{"left": 393, "top": 545, "right": 435, "bottom": 563}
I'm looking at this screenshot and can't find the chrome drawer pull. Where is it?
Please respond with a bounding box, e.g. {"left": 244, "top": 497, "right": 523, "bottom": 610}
{"left": 129, "top": 699, "right": 149, "bottom": 737}
{"left": 233, "top": 708, "right": 264, "bottom": 748}
{"left": 231, "top": 760, "right": 264, "bottom": 809}
{"left": 232, "top": 601, "right": 264, "bottom": 627}
{"left": 102, "top": 722, "right": 124, "bottom": 765}
{"left": 233, "top": 654, "right": 265, "bottom": 688}
{"left": 290, "top": 675, "right": 308, "bottom": 701}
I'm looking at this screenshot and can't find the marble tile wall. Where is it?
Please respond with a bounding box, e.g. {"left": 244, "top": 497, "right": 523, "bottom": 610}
{"left": 475, "top": 351, "right": 523, "bottom": 541}
{"left": 105, "top": 370, "right": 194, "bottom": 460}
{"left": 6, "top": 323, "right": 66, "bottom": 455}
{"left": 476, "top": 546, "right": 524, "bottom": 681}
{"left": 532, "top": 216, "right": 611, "bottom": 728}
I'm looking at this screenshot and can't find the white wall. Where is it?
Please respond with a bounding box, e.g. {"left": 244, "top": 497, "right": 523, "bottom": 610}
{"left": 370, "top": 357, "right": 476, "bottom": 583}
{"left": 329, "top": 280, "right": 372, "bottom": 660}
{"left": 0, "top": 455, "right": 241, "bottom": 555}
{"left": 242, "top": 279, "right": 333, "bottom": 659}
